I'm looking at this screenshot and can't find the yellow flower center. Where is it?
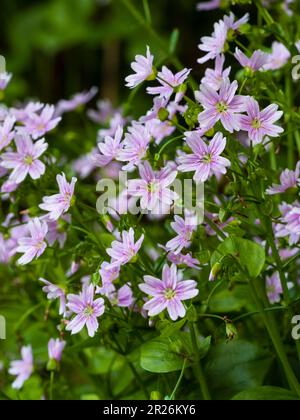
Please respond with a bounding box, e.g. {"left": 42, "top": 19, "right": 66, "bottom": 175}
{"left": 24, "top": 155, "right": 33, "bottom": 165}
{"left": 252, "top": 118, "right": 261, "bottom": 129}
{"left": 216, "top": 102, "right": 228, "bottom": 113}
{"left": 164, "top": 288, "right": 176, "bottom": 300}
{"left": 83, "top": 305, "right": 94, "bottom": 317}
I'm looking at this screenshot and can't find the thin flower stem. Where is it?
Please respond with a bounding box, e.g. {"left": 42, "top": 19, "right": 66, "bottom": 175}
{"left": 233, "top": 305, "right": 288, "bottom": 322}
{"left": 249, "top": 278, "right": 300, "bottom": 397}
{"left": 170, "top": 358, "right": 187, "bottom": 400}
{"left": 203, "top": 215, "right": 226, "bottom": 240}
{"left": 49, "top": 371, "right": 54, "bottom": 401}
{"left": 285, "top": 71, "right": 294, "bottom": 169}
{"left": 156, "top": 135, "right": 183, "bottom": 159}
{"left": 189, "top": 322, "right": 211, "bottom": 400}
{"left": 142, "top": 0, "right": 151, "bottom": 25}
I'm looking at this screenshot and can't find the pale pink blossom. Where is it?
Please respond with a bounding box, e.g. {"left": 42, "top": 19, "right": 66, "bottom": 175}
{"left": 240, "top": 97, "right": 283, "bottom": 144}
{"left": 24, "top": 105, "right": 61, "bottom": 139}
{"left": 139, "top": 264, "right": 199, "bottom": 321}
{"left": 106, "top": 228, "right": 144, "bottom": 268}
{"left": 93, "top": 126, "right": 123, "bottom": 167}
{"left": 39, "top": 173, "right": 77, "bottom": 221}
{"left": 127, "top": 161, "right": 178, "bottom": 214}
{"left": 147, "top": 66, "right": 191, "bottom": 102}
{"left": 125, "top": 46, "right": 154, "bottom": 88}
{"left": 118, "top": 123, "right": 151, "bottom": 170}
{"left": 66, "top": 284, "right": 105, "bottom": 337}
{"left": 40, "top": 278, "right": 66, "bottom": 316}
{"left": 48, "top": 338, "right": 66, "bottom": 362}
{"left": 16, "top": 218, "right": 48, "bottom": 265}
{"left": 196, "top": 79, "right": 245, "bottom": 132}
{"left": 177, "top": 131, "right": 230, "bottom": 182}
{"left": 198, "top": 21, "right": 228, "bottom": 64}
{"left": 266, "top": 162, "right": 300, "bottom": 195}
{"left": 1, "top": 133, "right": 48, "bottom": 183}
{"left": 0, "top": 116, "right": 15, "bottom": 151}
{"left": 202, "top": 54, "right": 231, "bottom": 90}
{"left": 9, "top": 346, "right": 33, "bottom": 390}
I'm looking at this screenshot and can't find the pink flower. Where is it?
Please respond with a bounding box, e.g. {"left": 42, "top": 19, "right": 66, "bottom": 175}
{"left": 240, "top": 97, "right": 283, "bottom": 144}
{"left": 16, "top": 218, "right": 48, "bottom": 265}
{"left": 87, "top": 99, "right": 116, "bottom": 124}
{"left": 118, "top": 123, "right": 151, "bottom": 170}
{"left": 9, "top": 346, "right": 33, "bottom": 390}
{"left": 98, "top": 112, "right": 128, "bottom": 138}
{"left": 40, "top": 278, "right": 66, "bottom": 315}
{"left": 177, "top": 131, "right": 230, "bottom": 182}
{"left": 264, "top": 42, "right": 291, "bottom": 70}
{"left": 66, "top": 284, "right": 105, "bottom": 337}
{"left": 106, "top": 228, "right": 144, "bottom": 268}
{"left": 56, "top": 87, "right": 98, "bottom": 115}
{"left": 39, "top": 173, "right": 77, "bottom": 221}
{"left": 145, "top": 119, "right": 175, "bottom": 144}
{"left": 275, "top": 202, "right": 300, "bottom": 245}
{"left": 0, "top": 116, "right": 15, "bottom": 151}
{"left": 147, "top": 66, "right": 191, "bottom": 102}
{"left": 196, "top": 79, "right": 245, "bottom": 132}
{"left": 24, "top": 105, "right": 61, "bottom": 139}
{"left": 167, "top": 251, "right": 200, "bottom": 269}
{"left": 45, "top": 214, "right": 71, "bottom": 248}
{"left": 99, "top": 261, "right": 120, "bottom": 284}
{"left": 125, "top": 46, "right": 154, "bottom": 88}
{"left": 1, "top": 132, "right": 48, "bottom": 183}
{"left": 48, "top": 338, "right": 66, "bottom": 362}
{"left": 266, "top": 272, "right": 283, "bottom": 304}
{"left": 266, "top": 162, "right": 300, "bottom": 195}
{"left": 202, "top": 54, "right": 231, "bottom": 91}
{"left": 166, "top": 214, "right": 197, "bottom": 254}
{"left": 127, "top": 161, "right": 178, "bottom": 214}
{"left": 11, "top": 102, "right": 44, "bottom": 123}
{"left": 0, "top": 72, "right": 12, "bottom": 90}
{"left": 196, "top": 0, "right": 220, "bottom": 11}
{"left": 139, "top": 264, "right": 199, "bottom": 321}
{"left": 140, "top": 97, "right": 168, "bottom": 123}
{"left": 72, "top": 149, "right": 97, "bottom": 179}
{"left": 198, "top": 21, "right": 228, "bottom": 64}
{"left": 234, "top": 48, "right": 269, "bottom": 71}
{"left": 97, "top": 283, "right": 134, "bottom": 308}
{"left": 93, "top": 125, "right": 123, "bottom": 167}
{"left": 222, "top": 12, "right": 249, "bottom": 31}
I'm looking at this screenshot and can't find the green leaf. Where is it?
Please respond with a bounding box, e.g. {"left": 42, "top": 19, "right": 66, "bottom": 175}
{"left": 208, "top": 285, "right": 251, "bottom": 313}
{"left": 205, "top": 340, "right": 272, "bottom": 400}
{"left": 140, "top": 335, "right": 191, "bottom": 373}
{"left": 211, "top": 237, "right": 265, "bottom": 278}
{"left": 232, "top": 386, "right": 300, "bottom": 400}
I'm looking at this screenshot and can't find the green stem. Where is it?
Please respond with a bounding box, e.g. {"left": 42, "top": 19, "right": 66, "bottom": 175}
{"left": 189, "top": 322, "right": 211, "bottom": 400}
{"left": 249, "top": 278, "right": 300, "bottom": 396}
{"left": 142, "top": 0, "right": 151, "bottom": 24}
{"left": 285, "top": 71, "right": 294, "bottom": 169}
{"left": 204, "top": 215, "right": 226, "bottom": 240}
{"left": 170, "top": 359, "right": 187, "bottom": 400}
{"left": 156, "top": 135, "right": 183, "bottom": 159}
{"left": 49, "top": 371, "right": 54, "bottom": 401}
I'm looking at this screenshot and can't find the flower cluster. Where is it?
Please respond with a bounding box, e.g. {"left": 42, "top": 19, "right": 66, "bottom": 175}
{"left": 3, "top": 0, "right": 300, "bottom": 401}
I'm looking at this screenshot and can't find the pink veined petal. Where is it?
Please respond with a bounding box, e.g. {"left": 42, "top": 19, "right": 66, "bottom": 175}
{"left": 66, "top": 313, "right": 87, "bottom": 335}
{"left": 167, "top": 298, "right": 186, "bottom": 321}
{"left": 144, "top": 296, "right": 168, "bottom": 316}
{"left": 208, "top": 132, "right": 226, "bottom": 155}
{"left": 28, "top": 160, "right": 45, "bottom": 180}
{"left": 86, "top": 316, "right": 99, "bottom": 337}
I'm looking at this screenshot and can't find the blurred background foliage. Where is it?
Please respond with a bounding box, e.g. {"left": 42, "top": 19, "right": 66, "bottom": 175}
{"left": 0, "top": 0, "right": 231, "bottom": 106}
